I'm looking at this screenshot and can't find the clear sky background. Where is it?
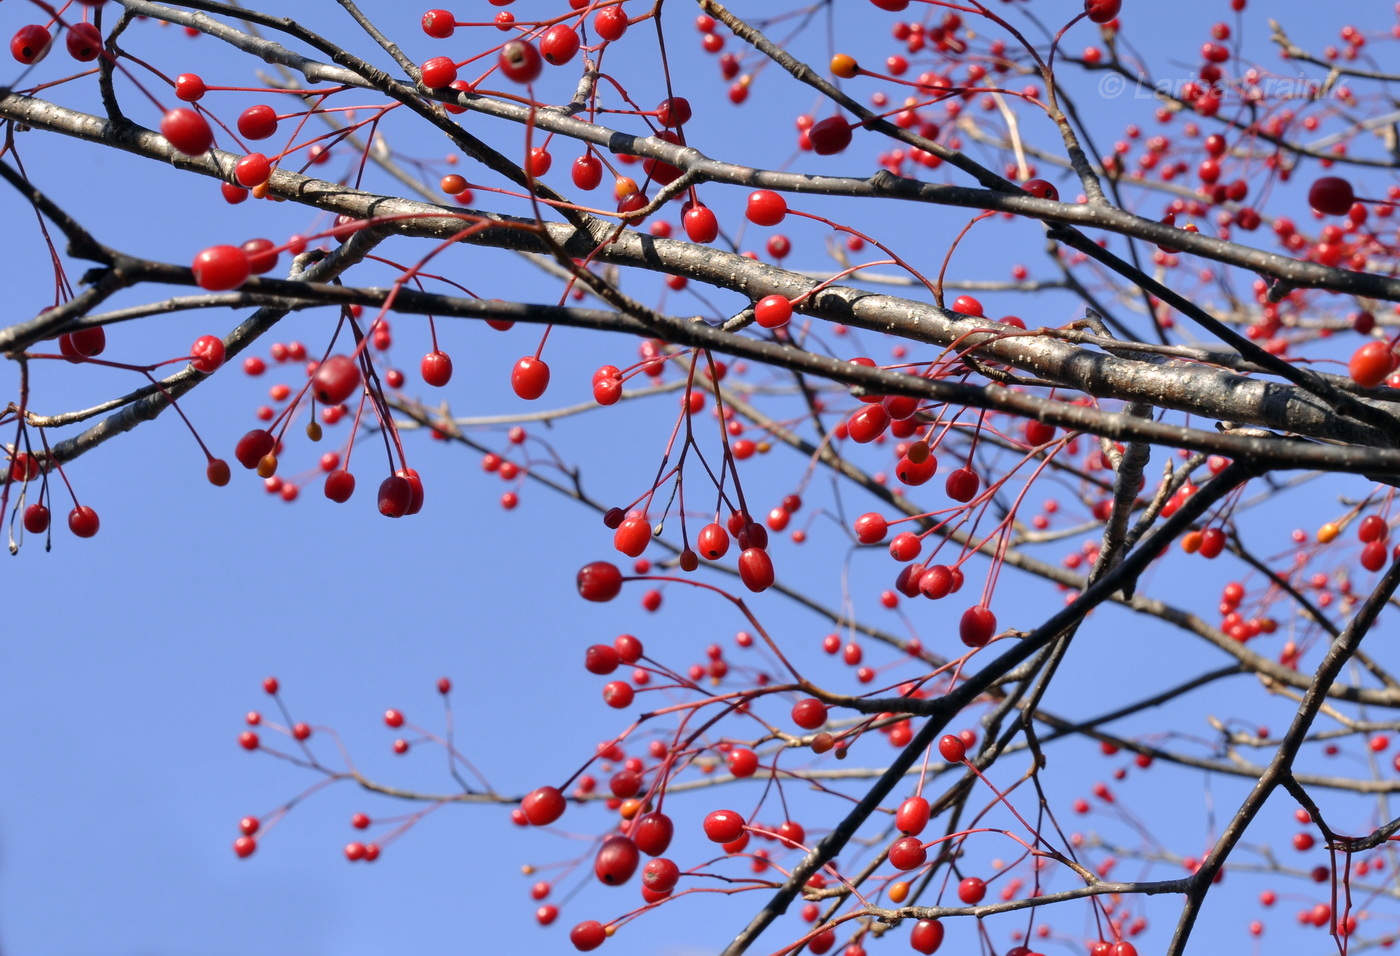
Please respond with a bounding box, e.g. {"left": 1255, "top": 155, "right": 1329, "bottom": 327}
{"left": 0, "top": 1, "right": 1390, "bottom": 955}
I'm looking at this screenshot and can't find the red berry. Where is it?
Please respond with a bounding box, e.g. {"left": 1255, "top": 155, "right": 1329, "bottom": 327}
{"left": 239, "top": 731, "right": 259, "bottom": 750}
{"left": 175, "top": 73, "right": 206, "bottom": 102}
{"left": 235, "top": 152, "right": 271, "bottom": 188}
{"left": 642, "top": 857, "right": 680, "bottom": 893}
{"left": 656, "top": 97, "right": 693, "bottom": 128}
{"left": 697, "top": 522, "right": 731, "bottom": 559}
{"left": 632, "top": 811, "right": 674, "bottom": 856}
{"left": 324, "top": 470, "right": 356, "bottom": 502}
{"left": 11, "top": 25, "right": 52, "bottom": 65}
{"left": 578, "top": 561, "right": 624, "bottom": 601}
{"left": 232, "top": 836, "right": 257, "bottom": 858}
{"left": 421, "top": 350, "right": 453, "bottom": 386}
{"left": 1023, "top": 179, "right": 1058, "bottom": 200}
{"left": 585, "top": 644, "right": 620, "bottom": 674}
{"left": 192, "top": 245, "right": 250, "bottom": 291}
{"left": 791, "top": 697, "right": 827, "bottom": 729}
{"left": 703, "top": 809, "right": 746, "bottom": 843}
{"left": 239, "top": 239, "right": 278, "bottom": 276}
{"left": 522, "top": 786, "right": 567, "bottom": 826}
{"left": 945, "top": 468, "right": 980, "bottom": 502}
{"left": 602, "top": 681, "right": 634, "bottom": 708}
{"left": 909, "top": 919, "right": 944, "bottom": 954}
{"left": 190, "top": 334, "right": 226, "bottom": 373}
{"left": 1198, "top": 527, "right": 1226, "bottom": 559}
{"left": 738, "top": 547, "right": 775, "bottom": 592}
{"left": 957, "top": 876, "right": 986, "bottom": 904}
{"left": 65, "top": 22, "right": 103, "bottom": 62}
{"left": 595, "top": 6, "right": 629, "bottom": 41}
{"left": 419, "top": 56, "right": 457, "bottom": 88}
{"left": 810, "top": 116, "right": 853, "bottom": 155}
{"left": 1349, "top": 340, "right": 1396, "bottom": 388}
{"left": 161, "top": 108, "right": 214, "bottom": 156}
{"left": 422, "top": 9, "right": 455, "bottom": 38}
{"left": 1361, "top": 540, "right": 1388, "bottom": 572}
{"left": 746, "top": 190, "right": 787, "bottom": 226}
{"left": 22, "top": 504, "right": 50, "bottom": 534}
{"left": 499, "top": 40, "right": 543, "bottom": 84}
{"left": 896, "top": 796, "right": 931, "bottom": 835}
{"left": 68, "top": 505, "right": 99, "bottom": 538}
{"left": 727, "top": 748, "right": 758, "bottom": 777}
{"left": 572, "top": 155, "right": 603, "bottom": 191}
{"left": 570, "top": 921, "right": 607, "bottom": 952}
{"left": 237, "top": 105, "right": 278, "bottom": 140}
{"left": 1084, "top": 0, "right": 1121, "bottom": 24}
{"left": 1359, "top": 515, "right": 1389, "bottom": 543}
{"left": 889, "top": 835, "right": 927, "bottom": 871}
{"left": 377, "top": 475, "right": 413, "bottom": 518}
{"left": 541, "top": 24, "right": 581, "bottom": 65}
{"left": 952, "top": 295, "right": 984, "bottom": 317}
{"left": 847, "top": 404, "right": 890, "bottom": 443}
{"left": 854, "top": 512, "right": 888, "bottom": 544}
{"left": 1309, "top": 177, "right": 1356, "bottom": 216}
{"left": 959, "top": 606, "right": 997, "bottom": 647}
{"left": 312, "top": 355, "right": 361, "bottom": 405}
{"left": 939, "top": 733, "right": 967, "bottom": 762}
{"left": 511, "top": 356, "right": 550, "bottom": 400}
{"left": 680, "top": 205, "right": 719, "bottom": 245}
{"left": 594, "top": 835, "right": 639, "bottom": 885}
{"left": 754, "top": 295, "right": 793, "bottom": 329}
{"left": 613, "top": 516, "right": 652, "bottom": 557}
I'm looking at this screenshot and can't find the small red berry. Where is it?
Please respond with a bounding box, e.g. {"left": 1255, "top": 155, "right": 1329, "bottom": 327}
{"left": 312, "top": 355, "right": 362, "bottom": 405}
{"left": 499, "top": 40, "right": 543, "bottom": 84}
{"left": 161, "top": 108, "right": 214, "bottom": 156}
{"left": 909, "top": 918, "right": 944, "bottom": 954}
{"left": 540, "top": 24, "right": 581, "bottom": 66}
{"left": 422, "top": 10, "right": 455, "bottom": 38}
{"left": 746, "top": 190, "right": 787, "bottom": 226}
{"left": 190, "top": 334, "right": 226, "bottom": 373}
{"left": 959, "top": 606, "right": 997, "bottom": 647}
{"left": 68, "top": 505, "right": 100, "bottom": 538}
{"left": 65, "top": 22, "right": 103, "bottom": 62}
{"left": 738, "top": 547, "right": 775, "bottom": 591}
{"left": 522, "top": 786, "right": 566, "bottom": 826}
{"left": 791, "top": 697, "right": 827, "bottom": 730}
{"left": 421, "top": 350, "right": 453, "bottom": 386}
{"left": 889, "top": 835, "right": 927, "bottom": 871}
{"left": 1084, "top": 0, "right": 1121, "bottom": 24}
{"left": 578, "top": 561, "right": 624, "bottom": 602}
{"left": 377, "top": 476, "right": 413, "bottom": 517}
{"left": 237, "top": 105, "right": 278, "bottom": 140}
{"left": 570, "top": 921, "right": 607, "bottom": 952}
{"left": 192, "top": 245, "right": 250, "bottom": 291}
{"left": 22, "top": 504, "right": 50, "bottom": 534}
{"left": 1309, "top": 177, "right": 1355, "bottom": 216}
{"left": 703, "top": 809, "right": 746, "bottom": 843}
{"left": 511, "top": 356, "right": 550, "bottom": 400}
{"left": 11, "top": 25, "right": 52, "bottom": 65}
{"left": 419, "top": 56, "right": 457, "bottom": 88}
